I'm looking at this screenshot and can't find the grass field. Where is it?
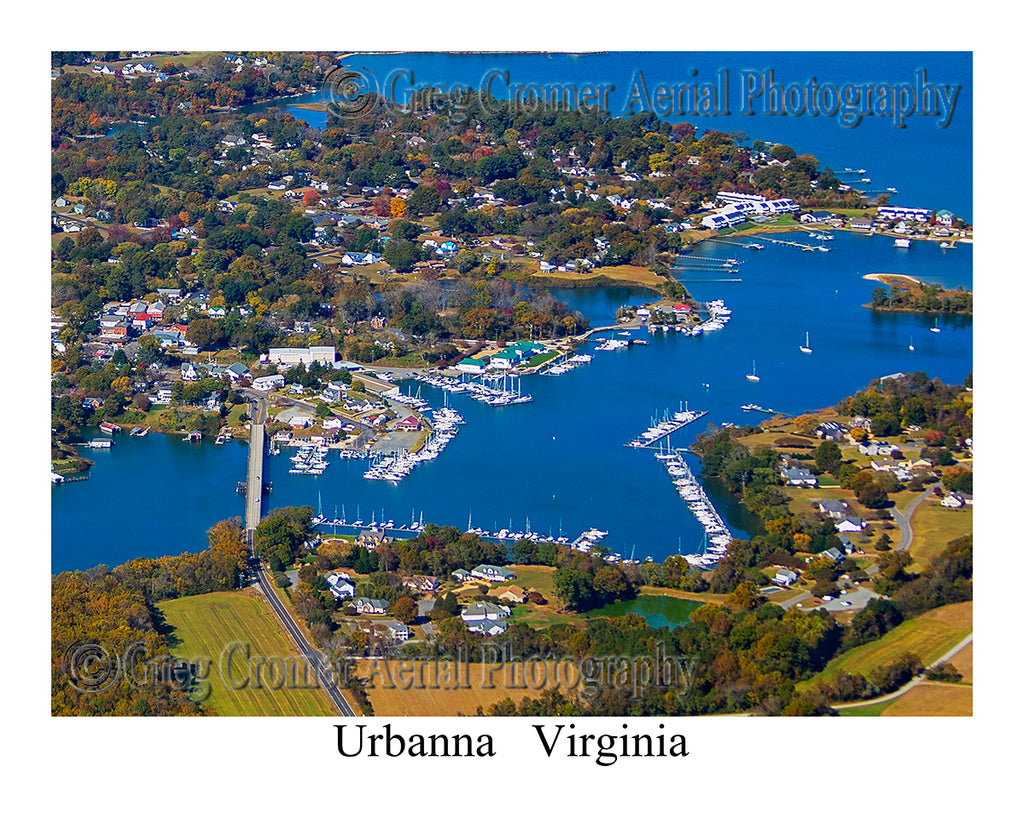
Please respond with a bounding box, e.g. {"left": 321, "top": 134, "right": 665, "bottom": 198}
{"left": 158, "top": 590, "right": 337, "bottom": 716}
{"left": 879, "top": 682, "right": 972, "bottom": 716}
{"left": 530, "top": 263, "right": 664, "bottom": 287}
{"left": 800, "top": 601, "right": 972, "bottom": 692}
{"left": 354, "top": 658, "right": 581, "bottom": 716}
{"left": 907, "top": 499, "right": 973, "bottom": 570}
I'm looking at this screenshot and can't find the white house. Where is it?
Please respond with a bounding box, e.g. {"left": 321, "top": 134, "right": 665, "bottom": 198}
{"left": 470, "top": 565, "right": 515, "bottom": 583}
{"left": 326, "top": 573, "right": 355, "bottom": 599}
{"left": 781, "top": 466, "right": 817, "bottom": 486}
{"left": 252, "top": 374, "right": 286, "bottom": 391}
{"left": 836, "top": 516, "right": 866, "bottom": 533}
{"left": 775, "top": 568, "right": 798, "bottom": 586}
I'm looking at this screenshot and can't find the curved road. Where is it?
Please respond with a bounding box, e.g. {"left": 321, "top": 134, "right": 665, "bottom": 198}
{"left": 892, "top": 485, "right": 938, "bottom": 551}
{"left": 832, "top": 632, "right": 973, "bottom": 710}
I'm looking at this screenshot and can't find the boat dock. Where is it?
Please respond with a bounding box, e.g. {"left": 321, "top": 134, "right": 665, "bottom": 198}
{"left": 655, "top": 451, "right": 733, "bottom": 567}
{"left": 626, "top": 407, "right": 708, "bottom": 448}
{"left": 756, "top": 235, "right": 829, "bottom": 252}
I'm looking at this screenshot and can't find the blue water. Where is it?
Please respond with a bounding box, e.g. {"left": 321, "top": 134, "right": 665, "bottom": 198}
{"left": 51, "top": 233, "right": 972, "bottom": 572}
{"left": 243, "top": 51, "right": 972, "bottom": 220}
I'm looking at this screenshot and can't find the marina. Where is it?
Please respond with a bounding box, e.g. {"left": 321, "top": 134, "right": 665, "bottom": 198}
{"left": 52, "top": 232, "right": 973, "bottom": 573}
{"left": 626, "top": 405, "right": 708, "bottom": 448}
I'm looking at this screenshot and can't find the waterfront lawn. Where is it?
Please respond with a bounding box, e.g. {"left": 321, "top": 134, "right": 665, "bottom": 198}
{"left": 158, "top": 590, "right": 336, "bottom": 716}
{"left": 506, "top": 565, "right": 556, "bottom": 599}
{"left": 525, "top": 350, "right": 560, "bottom": 368}
{"left": 798, "top": 601, "right": 972, "bottom": 693}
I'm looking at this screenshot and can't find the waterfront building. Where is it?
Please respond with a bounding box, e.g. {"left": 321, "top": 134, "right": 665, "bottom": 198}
{"left": 266, "top": 346, "right": 337, "bottom": 366}
{"left": 876, "top": 205, "right": 931, "bottom": 223}
{"left": 471, "top": 565, "right": 515, "bottom": 582}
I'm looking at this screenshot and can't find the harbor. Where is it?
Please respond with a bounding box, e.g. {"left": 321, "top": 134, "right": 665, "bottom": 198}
{"left": 52, "top": 232, "right": 973, "bottom": 573}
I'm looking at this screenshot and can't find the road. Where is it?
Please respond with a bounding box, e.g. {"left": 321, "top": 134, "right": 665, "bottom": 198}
{"left": 892, "top": 485, "right": 937, "bottom": 551}
{"left": 242, "top": 394, "right": 355, "bottom": 716}
{"left": 832, "top": 632, "right": 973, "bottom": 710}
{"left": 248, "top": 555, "right": 356, "bottom": 716}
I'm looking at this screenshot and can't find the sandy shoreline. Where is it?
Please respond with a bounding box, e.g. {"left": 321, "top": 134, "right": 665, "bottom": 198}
{"left": 862, "top": 272, "right": 922, "bottom": 285}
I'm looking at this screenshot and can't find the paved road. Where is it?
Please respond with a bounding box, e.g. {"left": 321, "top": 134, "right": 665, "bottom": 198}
{"left": 892, "top": 485, "right": 937, "bottom": 551}
{"left": 248, "top": 555, "right": 356, "bottom": 716}
{"left": 832, "top": 632, "right": 973, "bottom": 710}
{"left": 865, "top": 485, "right": 937, "bottom": 576}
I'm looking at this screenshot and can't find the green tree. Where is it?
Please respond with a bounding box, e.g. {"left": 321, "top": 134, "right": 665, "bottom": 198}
{"left": 814, "top": 440, "right": 843, "bottom": 475}
{"left": 856, "top": 482, "right": 889, "bottom": 509}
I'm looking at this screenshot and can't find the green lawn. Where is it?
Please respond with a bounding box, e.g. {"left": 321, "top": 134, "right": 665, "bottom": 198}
{"left": 907, "top": 500, "right": 973, "bottom": 571}
{"left": 158, "top": 591, "right": 337, "bottom": 716}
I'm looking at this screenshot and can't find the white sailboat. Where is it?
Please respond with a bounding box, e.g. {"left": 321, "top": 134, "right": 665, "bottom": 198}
{"left": 799, "top": 332, "right": 812, "bottom": 354}
{"left": 746, "top": 360, "right": 760, "bottom": 382}
{"left": 930, "top": 317, "right": 941, "bottom": 333}
{"left": 909, "top": 336, "right": 915, "bottom": 351}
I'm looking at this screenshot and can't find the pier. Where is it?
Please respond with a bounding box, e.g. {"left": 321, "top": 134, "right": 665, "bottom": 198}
{"left": 756, "top": 235, "right": 828, "bottom": 251}
{"left": 626, "top": 408, "right": 708, "bottom": 448}
{"left": 656, "top": 451, "right": 733, "bottom": 566}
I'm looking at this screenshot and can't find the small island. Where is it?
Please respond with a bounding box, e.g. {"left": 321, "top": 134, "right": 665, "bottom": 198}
{"left": 865, "top": 274, "right": 972, "bottom": 314}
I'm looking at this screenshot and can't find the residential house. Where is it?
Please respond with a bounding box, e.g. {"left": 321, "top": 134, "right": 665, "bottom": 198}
{"left": 781, "top": 466, "right": 817, "bottom": 486}
{"left": 775, "top": 568, "right": 798, "bottom": 587}
{"left": 359, "top": 530, "right": 391, "bottom": 547}
{"left": 252, "top": 374, "right": 285, "bottom": 391}
{"left": 470, "top": 565, "right": 515, "bottom": 583}
{"left": 354, "top": 597, "right": 388, "bottom": 615}
{"left": 497, "top": 585, "right": 527, "bottom": 604}
{"left": 817, "top": 499, "right": 849, "bottom": 518}
{"left": 461, "top": 600, "right": 511, "bottom": 625}
{"left": 452, "top": 569, "right": 471, "bottom": 583}
{"left": 403, "top": 575, "right": 440, "bottom": 593}
{"left": 871, "top": 457, "right": 901, "bottom": 472}
{"left": 836, "top": 516, "right": 866, "bottom": 533}
{"left": 815, "top": 421, "right": 849, "bottom": 442}
{"left": 378, "top": 620, "right": 410, "bottom": 642}
{"left": 821, "top": 546, "right": 844, "bottom": 563}
{"left": 325, "top": 574, "right": 356, "bottom": 599}
{"left": 225, "top": 362, "right": 250, "bottom": 381}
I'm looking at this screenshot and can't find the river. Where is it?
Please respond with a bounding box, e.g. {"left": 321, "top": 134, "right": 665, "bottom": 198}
{"left": 52, "top": 231, "right": 972, "bottom": 572}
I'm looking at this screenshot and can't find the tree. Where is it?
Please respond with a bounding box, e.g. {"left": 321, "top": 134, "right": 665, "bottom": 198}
{"left": 390, "top": 596, "right": 417, "bottom": 625}
{"left": 186, "top": 317, "right": 224, "bottom": 350}
{"left": 725, "top": 580, "right": 764, "bottom": 610}
{"left": 856, "top": 482, "right": 889, "bottom": 509}
{"left": 814, "top": 440, "right": 843, "bottom": 475}
{"left": 552, "top": 568, "right": 595, "bottom": 611}
{"left": 871, "top": 413, "right": 901, "bottom": 437}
